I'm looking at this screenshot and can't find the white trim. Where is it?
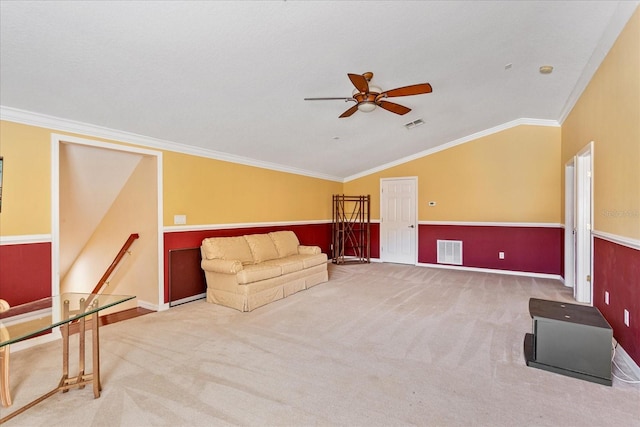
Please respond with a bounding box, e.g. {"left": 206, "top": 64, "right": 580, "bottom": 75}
{"left": 0, "top": 234, "right": 52, "bottom": 245}
{"left": 417, "top": 262, "right": 564, "bottom": 282}
{"left": 615, "top": 343, "right": 640, "bottom": 380}
{"left": 137, "top": 299, "right": 164, "bottom": 312}
{"left": 574, "top": 141, "right": 594, "bottom": 304}
{"left": 564, "top": 158, "right": 576, "bottom": 289}
{"left": 558, "top": 1, "right": 640, "bottom": 124}
{"left": 345, "top": 118, "right": 559, "bottom": 182}
{"left": 1, "top": 106, "right": 343, "bottom": 183}
{"left": 593, "top": 230, "right": 640, "bottom": 251}
{"left": 164, "top": 219, "right": 332, "bottom": 233}
{"left": 169, "top": 293, "right": 206, "bottom": 307}
{"left": 419, "top": 221, "right": 563, "bottom": 228}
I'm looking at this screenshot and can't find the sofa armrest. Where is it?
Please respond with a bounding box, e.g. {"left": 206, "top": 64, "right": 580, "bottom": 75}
{"left": 298, "top": 245, "right": 321, "bottom": 255}
{"left": 201, "top": 259, "right": 243, "bottom": 274}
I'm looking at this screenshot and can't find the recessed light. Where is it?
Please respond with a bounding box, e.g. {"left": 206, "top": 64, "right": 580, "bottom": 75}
{"left": 539, "top": 65, "right": 554, "bottom": 74}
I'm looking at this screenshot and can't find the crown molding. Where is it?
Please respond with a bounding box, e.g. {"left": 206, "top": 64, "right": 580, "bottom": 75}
{"left": 344, "top": 118, "right": 560, "bottom": 182}
{"left": 0, "top": 106, "right": 343, "bottom": 183}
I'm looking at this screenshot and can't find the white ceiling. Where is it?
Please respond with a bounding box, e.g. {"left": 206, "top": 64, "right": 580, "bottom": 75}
{"left": 1, "top": 1, "right": 638, "bottom": 181}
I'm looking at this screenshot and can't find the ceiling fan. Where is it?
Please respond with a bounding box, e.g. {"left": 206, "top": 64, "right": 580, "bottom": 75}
{"left": 304, "top": 72, "right": 432, "bottom": 118}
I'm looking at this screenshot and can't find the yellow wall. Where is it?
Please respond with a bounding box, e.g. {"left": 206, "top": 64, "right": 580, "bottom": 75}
{"left": 0, "top": 121, "right": 51, "bottom": 235}
{"left": 345, "top": 125, "right": 562, "bottom": 223}
{"left": 562, "top": 8, "right": 640, "bottom": 240}
{"left": 0, "top": 120, "right": 341, "bottom": 237}
{"left": 163, "top": 151, "right": 341, "bottom": 225}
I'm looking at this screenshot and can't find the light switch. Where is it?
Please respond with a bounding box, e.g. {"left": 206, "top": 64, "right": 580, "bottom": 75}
{"left": 174, "top": 214, "right": 187, "bottom": 225}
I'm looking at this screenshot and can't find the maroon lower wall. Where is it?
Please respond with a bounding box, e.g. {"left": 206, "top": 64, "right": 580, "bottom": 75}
{"left": 418, "top": 224, "right": 563, "bottom": 276}
{"left": 0, "top": 242, "right": 52, "bottom": 306}
{"left": 163, "top": 223, "right": 333, "bottom": 303}
{"left": 593, "top": 237, "right": 640, "bottom": 366}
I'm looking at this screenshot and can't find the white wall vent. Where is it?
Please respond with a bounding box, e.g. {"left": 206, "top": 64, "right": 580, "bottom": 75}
{"left": 437, "top": 240, "right": 463, "bottom": 265}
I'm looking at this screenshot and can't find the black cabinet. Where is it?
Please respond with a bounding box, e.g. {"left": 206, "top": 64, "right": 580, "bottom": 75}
{"left": 524, "top": 298, "right": 612, "bottom": 386}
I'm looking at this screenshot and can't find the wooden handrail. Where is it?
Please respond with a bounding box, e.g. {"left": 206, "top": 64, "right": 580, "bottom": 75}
{"left": 90, "top": 233, "right": 139, "bottom": 296}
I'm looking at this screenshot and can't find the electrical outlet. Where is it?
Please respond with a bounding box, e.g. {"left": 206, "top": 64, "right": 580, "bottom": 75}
{"left": 624, "top": 309, "right": 630, "bottom": 327}
{"left": 605, "top": 291, "right": 609, "bottom": 305}
{"left": 499, "top": 252, "right": 505, "bottom": 259}
{"left": 174, "top": 214, "right": 187, "bottom": 225}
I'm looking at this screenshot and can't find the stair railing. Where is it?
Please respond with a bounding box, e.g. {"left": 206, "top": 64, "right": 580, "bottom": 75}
{"left": 90, "top": 233, "right": 140, "bottom": 296}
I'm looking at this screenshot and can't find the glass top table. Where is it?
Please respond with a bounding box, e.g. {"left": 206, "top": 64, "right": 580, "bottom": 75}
{"left": 0, "top": 292, "right": 136, "bottom": 424}
{"left": 0, "top": 293, "right": 135, "bottom": 347}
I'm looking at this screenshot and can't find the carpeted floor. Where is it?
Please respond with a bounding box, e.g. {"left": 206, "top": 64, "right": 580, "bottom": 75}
{"left": 3, "top": 263, "right": 639, "bottom": 426}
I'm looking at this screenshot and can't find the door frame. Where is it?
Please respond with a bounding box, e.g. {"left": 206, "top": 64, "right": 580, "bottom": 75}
{"left": 379, "top": 177, "right": 418, "bottom": 264}
{"left": 570, "top": 141, "right": 594, "bottom": 304}
{"left": 51, "top": 134, "right": 165, "bottom": 309}
{"left": 564, "top": 159, "right": 575, "bottom": 289}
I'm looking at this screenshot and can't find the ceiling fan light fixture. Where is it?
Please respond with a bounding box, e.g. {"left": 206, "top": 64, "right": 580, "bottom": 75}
{"left": 357, "top": 102, "right": 377, "bottom": 113}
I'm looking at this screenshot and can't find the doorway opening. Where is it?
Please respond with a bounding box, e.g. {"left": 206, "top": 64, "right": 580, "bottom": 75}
{"left": 564, "top": 142, "right": 593, "bottom": 304}
{"left": 52, "top": 134, "right": 164, "bottom": 310}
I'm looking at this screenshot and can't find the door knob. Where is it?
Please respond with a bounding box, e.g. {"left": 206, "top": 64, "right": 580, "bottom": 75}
{"left": 409, "top": 225, "right": 415, "bottom": 228}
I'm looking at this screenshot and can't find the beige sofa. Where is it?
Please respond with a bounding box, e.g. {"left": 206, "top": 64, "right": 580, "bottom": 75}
{"left": 200, "top": 231, "right": 328, "bottom": 312}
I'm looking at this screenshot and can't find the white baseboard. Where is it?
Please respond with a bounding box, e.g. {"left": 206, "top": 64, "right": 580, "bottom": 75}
{"left": 615, "top": 343, "right": 640, "bottom": 380}
{"left": 169, "top": 293, "right": 206, "bottom": 307}
{"left": 416, "top": 262, "right": 564, "bottom": 281}
{"left": 137, "top": 299, "right": 161, "bottom": 311}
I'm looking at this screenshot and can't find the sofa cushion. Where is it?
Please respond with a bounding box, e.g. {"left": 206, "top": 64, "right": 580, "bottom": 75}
{"left": 244, "top": 234, "right": 280, "bottom": 263}
{"left": 236, "top": 264, "right": 282, "bottom": 284}
{"left": 263, "top": 258, "right": 305, "bottom": 274}
{"left": 202, "top": 236, "right": 254, "bottom": 265}
{"left": 269, "top": 231, "right": 300, "bottom": 258}
{"left": 287, "top": 253, "right": 328, "bottom": 269}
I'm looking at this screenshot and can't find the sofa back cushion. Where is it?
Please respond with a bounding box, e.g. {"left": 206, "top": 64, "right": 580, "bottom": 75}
{"left": 244, "top": 234, "right": 280, "bottom": 263}
{"left": 269, "top": 231, "right": 300, "bottom": 258}
{"left": 201, "top": 236, "right": 255, "bottom": 265}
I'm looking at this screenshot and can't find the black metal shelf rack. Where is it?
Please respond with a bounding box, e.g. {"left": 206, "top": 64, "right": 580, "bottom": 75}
{"left": 332, "top": 194, "right": 370, "bottom": 264}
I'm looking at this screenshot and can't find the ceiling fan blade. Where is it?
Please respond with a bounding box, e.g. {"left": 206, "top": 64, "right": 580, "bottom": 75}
{"left": 304, "top": 97, "right": 354, "bottom": 101}
{"left": 348, "top": 73, "right": 369, "bottom": 93}
{"left": 378, "top": 100, "right": 411, "bottom": 115}
{"left": 382, "top": 83, "right": 433, "bottom": 98}
{"left": 339, "top": 104, "right": 359, "bottom": 118}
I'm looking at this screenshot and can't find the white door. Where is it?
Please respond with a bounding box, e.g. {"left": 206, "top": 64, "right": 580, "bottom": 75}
{"left": 574, "top": 143, "right": 593, "bottom": 304}
{"left": 380, "top": 178, "right": 417, "bottom": 264}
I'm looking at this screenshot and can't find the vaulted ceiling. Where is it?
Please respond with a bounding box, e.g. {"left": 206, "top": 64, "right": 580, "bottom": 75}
{"left": 1, "top": 1, "right": 638, "bottom": 181}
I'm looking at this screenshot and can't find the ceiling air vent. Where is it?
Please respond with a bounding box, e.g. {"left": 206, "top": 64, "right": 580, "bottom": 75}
{"left": 404, "top": 119, "right": 425, "bottom": 130}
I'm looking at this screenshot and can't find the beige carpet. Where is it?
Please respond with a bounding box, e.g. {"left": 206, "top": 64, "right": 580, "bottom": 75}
{"left": 3, "top": 263, "right": 639, "bottom": 426}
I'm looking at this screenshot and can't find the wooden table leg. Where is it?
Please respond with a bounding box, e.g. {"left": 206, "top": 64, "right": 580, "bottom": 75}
{"left": 92, "top": 311, "right": 101, "bottom": 397}
{"left": 78, "top": 298, "right": 86, "bottom": 390}
{"left": 61, "top": 300, "right": 70, "bottom": 393}
{"left": 0, "top": 345, "right": 11, "bottom": 407}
